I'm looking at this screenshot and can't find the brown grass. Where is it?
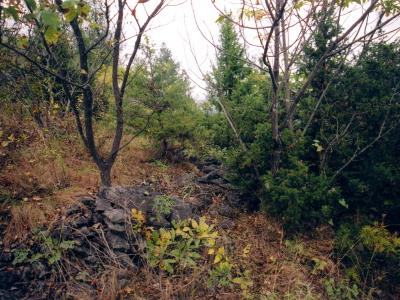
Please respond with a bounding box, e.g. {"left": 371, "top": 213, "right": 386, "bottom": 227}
{"left": 0, "top": 112, "right": 343, "bottom": 299}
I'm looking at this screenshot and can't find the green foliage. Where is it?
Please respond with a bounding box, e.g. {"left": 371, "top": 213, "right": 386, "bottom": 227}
{"left": 152, "top": 195, "right": 176, "bottom": 222}
{"left": 324, "top": 278, "right": 359, "bottom": 300}
{"left": 12, "top": 230, "right": 75, "bottom": 266}
{"left": 207, "top": 260, "right": 233, "bottom": 288}
{"left": 335, "top": 223, "right": 400, "bottom": 296}
{"left": 360, "top": 223, "right": 400, "bottom": 254}
{"left": 145, "top": 217, "right": 218, "bottom": 274}
{"left": 261, "top": 160, "right": 342, "bottom": 231}
{"left": 126, "top": 41, "right": 203, "bottom": 157}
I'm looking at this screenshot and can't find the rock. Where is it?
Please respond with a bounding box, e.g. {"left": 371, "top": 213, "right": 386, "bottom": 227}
{"left": 104, "top": 218, "right": 126, "bottom": 233}
{"left": 98, "top": 186, "right": 156, "bottom": 213}
{"left": 95, "top": 198, "right": 111, "bottom": 212}
{"left": 106, "top": 232, "right": 130, "bottom": 252}
{"left": 197, "top": 169, "right": 224, "bottom": 183}
{"left": 99, "top": 186, "right": 196, "bottom": 227}
{"left": 80, "top": 197, "right": 95, "bottom": 207}
{"left": 66, "top": 205, "right": 81, "bottom": 216}
{"left": 84, "top": 255, "right": 98, "bottom": 265}
{"left": 170, "top": 198, "right": 194, "bottom": 222}
{"left": 203, "top": 158, "right": 221, "bottom": 166}
{"left": 103, "top": 209, "right": 128, "bottom": 224}
{"left": 0, "top": 269, "right": 19, "bottom": 289}
{"left": 0, "top": 290, "right": 16, "bottom": 300}
{"left": 210, "top": 178, "right": 228, "bottom": 186}
{"left": 147, "top": 216, "right": 170, "bottom": 228}
{"left": 114, "top": 252, "right": 134, "bottom": 268}
{"left": 219, "top": 218, "right": 235, "bottom": 230}
{"left": 218, "top": 205, "right": 239, "bottom": 219}
{"left": 202, "top": 165, "right": 219, "bottom": 174}
{"left": 71, "top": 216, "right": 90, "bottom": 228}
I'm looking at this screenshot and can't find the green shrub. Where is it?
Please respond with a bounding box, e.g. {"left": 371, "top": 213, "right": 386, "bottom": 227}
{"left": 261, "top": 160, "right": 343, "bottom": 231}
{"left": 12, "top": 229, "right": 75, "bottom": 266}
{"left": 152, "top": 195, "right": 176, "bottom": 222}
{"left": 145, "top": 217, "right": 218, "bottom": 274}
{"left": 335, "top": 223, "right": 400, "bottom": 297}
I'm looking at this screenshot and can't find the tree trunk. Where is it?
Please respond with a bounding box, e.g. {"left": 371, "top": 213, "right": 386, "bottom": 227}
{"left": 99, "top": 163, "right": 112, "bottom": 187}
{"left": 161, "top": 138, "right": 168, "bottom": 157}
{"left": 271, "top": 0, "right": 282, "bottom": 176}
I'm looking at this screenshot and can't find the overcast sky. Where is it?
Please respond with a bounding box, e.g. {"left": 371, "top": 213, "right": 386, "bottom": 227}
{"left": 141, "top": 0, "right": 224, "bottom": 101}
{"left": 125, "top": 0, "right": 398, "bottom": 102}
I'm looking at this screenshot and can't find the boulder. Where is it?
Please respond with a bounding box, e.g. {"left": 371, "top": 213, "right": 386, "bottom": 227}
{"left": 106, "top": 232, "right": 130, "bottom": 252}
{"left": 103, "top": 209, "right": 127, "bottom": 224}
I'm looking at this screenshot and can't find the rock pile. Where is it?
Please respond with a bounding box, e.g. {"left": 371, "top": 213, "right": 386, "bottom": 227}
{"left": 54, "top": 186, "right": 198, "bottom": 269}
{"left": 196, "top": 158, "right": 244, "bottom": 209}
{"left": 0, "top": 186, "right": 199, "bottom": 299}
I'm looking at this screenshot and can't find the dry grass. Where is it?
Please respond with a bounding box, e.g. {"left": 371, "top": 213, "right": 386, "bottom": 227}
{"left": 3, "top": 203, "right": 47, "bottom": 245}
{"left": 0, "top": 113, "right": 343, "bottom": 299}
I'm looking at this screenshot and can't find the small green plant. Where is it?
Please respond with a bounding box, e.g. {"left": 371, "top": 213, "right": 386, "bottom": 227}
{"left": 360, "top": 223, "right": 400, "bottom": 254}
{"left": 145, "top": 217, "right": 218, "bottom": 274}
{"left": 324, "top": 278, "right": 359, "bottom": 300}
{"left": 208, "top": 261, "right": 233, "bottom": 288}
{"left": 152, "top": 195, "right": 176, "bottom": 221}
{"left": 12, "top": 230, "right": 75, "bottom": 266}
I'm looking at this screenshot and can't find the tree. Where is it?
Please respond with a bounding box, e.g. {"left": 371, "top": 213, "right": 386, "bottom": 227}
{"left": 126, "top": 41, "right": 201, "bottom": 158}
{"left": 211, "top": 0, "right": 400, "bottom": 175}
{"left": 207, "top": 18, "right": 254, "bottom": 151}
{"left": 0, "top": 0, "right": 168, "bottom": 186}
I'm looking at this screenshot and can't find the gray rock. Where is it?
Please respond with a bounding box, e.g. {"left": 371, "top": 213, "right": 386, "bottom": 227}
{"left": 99, "top": 186, "right": 196, "bottom": 227}
{"left": 71, "top": 216, "right": 89, "bottom": 228}
{"left": 218, "top": 205, "right": 239, "bottom": 219}
{"left": 106, "top": 232, "right": 130, "bottom": 251}
{"left": 202, "top": 165, "right": 219, "bottom": 174}
{"left": 103, "top": 209, "right": 127, "bottom": 224}
{"left": 80, "top": 197, "right": 95, "bottom": 207}
{"left": 219, "top": 218, "right": 235, "bottom": 230}
{"left": 104, "top": 218, "right": 126, "bottom": 233}
{"left": 114, "top": 252, "right": 134, "bottom": 268}
{"left": 197, "top": 169, "right": 224, "bottom": 183}
{"left": 98, "top": 186, "right": 156, "bottom": 213}
{"left": 170, "top": 198, "right": 194, "bottom": 222}
{"left": 210, "top": 178, "right": 228, "bottom": 186}
{"left": 95, "top": 198, "right": 111, "bottom": 212}
{"left": 66, "top": 205, "right": 81, "bottom": 216}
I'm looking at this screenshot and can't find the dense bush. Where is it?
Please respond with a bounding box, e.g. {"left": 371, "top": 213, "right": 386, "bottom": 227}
{"left": 261, "top": 160, "right": 343, "bottom": 231}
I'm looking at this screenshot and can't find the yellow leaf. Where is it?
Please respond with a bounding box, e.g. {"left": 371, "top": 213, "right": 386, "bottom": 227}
{"left": 208, "top": 248, "right": 215, "bottom": 255}
{"left": 1, "top": 141, "right": 10, "bottom": 147}
{"left": 207, "top": 238, "right": 216, "bottom": 247}
{"left": 214, "top": 254, "right": 222, "bottom": 264}
{"left": 243, "top": 244, "right": 251, "bottom": 257}
{"left": 217, "top": 247, "right": 225, "bottom": 255}
{"left": 191, "top": 219, "right": 198, "bottom": 229}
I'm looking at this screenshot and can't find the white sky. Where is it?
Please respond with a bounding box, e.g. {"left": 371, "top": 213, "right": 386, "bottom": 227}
{"left": 139, "top": 0, "right": 224, "bottom": 101}
{"left": 125, "top": 0, "right": 400, "bottom": 102}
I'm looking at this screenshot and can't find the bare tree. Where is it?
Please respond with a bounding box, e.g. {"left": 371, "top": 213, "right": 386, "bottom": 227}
{"left": 0, "top": 0, "right": 168, "bottom": 186}
{"left": 211, "top": 0, "right": 400, "bottom": 174}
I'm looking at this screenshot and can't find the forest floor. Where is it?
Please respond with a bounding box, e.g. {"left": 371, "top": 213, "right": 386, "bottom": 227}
{"left": 0, "top": 113, "right": 346, "bottom": 299}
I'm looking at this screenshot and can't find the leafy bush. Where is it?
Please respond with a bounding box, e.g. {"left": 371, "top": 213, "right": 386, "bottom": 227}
{"left": 335, "top": 223, "right": 400, "bottom": 297}
{"left": 12, "top": 230, "right": 75, "bottom": 266}
{"left": 261, "top": 160, "right": 343, "bottom": 231}
{"left": 324, "top": 278, "right": 359, "bottom": 300}
{"left": 145, "top": 217, "right": 218, "bottom": 274}
{"left": 152, "top": 195, "right": 176, "bottom": 222}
